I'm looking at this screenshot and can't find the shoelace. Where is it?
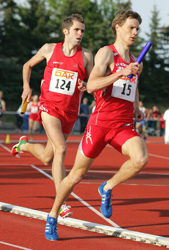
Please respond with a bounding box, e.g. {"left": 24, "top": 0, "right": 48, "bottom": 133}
{"left": 104, "top": 191, "right": 112, "bottom": 208}
{"left": 62, "top": 204, "right": 71, "bottom": 211}
{"left": 49, "top": 220, "right": 57, "bottom": 234}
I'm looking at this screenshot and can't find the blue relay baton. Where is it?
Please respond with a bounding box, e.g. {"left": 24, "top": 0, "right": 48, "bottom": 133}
{"left": 128, "top": 41, "right": 152, "bottom": 79}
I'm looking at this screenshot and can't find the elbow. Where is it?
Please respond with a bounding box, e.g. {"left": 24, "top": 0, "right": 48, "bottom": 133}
{"left": 23, "top": 61, "right": 32, "bottom": 71}
{"left": 86, "top": 85, "right": 94, "bottom": 94}
{"left": 23, "top": 62, "right": 28, "bottom": 69}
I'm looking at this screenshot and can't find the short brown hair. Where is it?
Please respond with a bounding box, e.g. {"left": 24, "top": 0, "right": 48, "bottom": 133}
{"left": 62, "top": 14, "right": 84, "bottom": 31}
{"left": 112, "top": 10, "right": 142, "bottom": 36}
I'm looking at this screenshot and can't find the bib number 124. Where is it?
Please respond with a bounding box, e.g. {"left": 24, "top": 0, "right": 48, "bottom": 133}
{"left": 55, "top": 79, "right": 71, "bottom": 91}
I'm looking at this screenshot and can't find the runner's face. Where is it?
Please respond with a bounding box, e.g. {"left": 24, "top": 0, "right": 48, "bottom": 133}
{"left": 67, "top": 21, "right": 85, "bottom": 45}
{"left": 117, "top": 18, "right": 140, "bottom": 46}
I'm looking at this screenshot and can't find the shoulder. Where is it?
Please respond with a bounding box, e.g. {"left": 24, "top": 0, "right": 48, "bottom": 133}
{"left": 37, "top": 43, "right": 57, "bottom": 62}
{"left": 82, "top": 47, "right": 93, "bottom": 59}
{"left": 1, "top": 99, "right": 5, "bottom": 104}
{"left": 0, "top": 99, "right": 6, "bottom": 108}
{"left": 41, "top": 43, "right": 56, "bottom": 54}
{"left": 97, "top": 46, "right": 113, "bottom": 55}
{"left": 81, "top": 47, "right": 93, "bottom": 68}
{"left": 95, "top": 46, "right": 114, "bottom": 64}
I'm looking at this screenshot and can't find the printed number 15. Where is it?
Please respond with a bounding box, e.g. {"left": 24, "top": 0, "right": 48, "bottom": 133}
{"left": 121, "top": 83, "right": 132, "bottom": 96}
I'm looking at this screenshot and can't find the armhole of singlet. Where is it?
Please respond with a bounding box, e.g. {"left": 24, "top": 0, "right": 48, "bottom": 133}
{"left": 107, "top": 45, "right": 116, "bottom": 75}
{"left": 80, "top": 47, "right": 88, "bottom": 79}
{"left": 47, "top": 43, "right": 60, "bottom": 65}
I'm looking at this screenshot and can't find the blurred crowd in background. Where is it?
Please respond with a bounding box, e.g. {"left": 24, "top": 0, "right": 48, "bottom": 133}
{"left": 0, "top": 90, "right": 169, "bottom": 144}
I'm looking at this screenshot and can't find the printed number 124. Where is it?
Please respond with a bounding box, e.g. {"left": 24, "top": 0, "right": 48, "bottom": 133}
{"left": 55, "top": 79, "right": 71, "bottom": 91}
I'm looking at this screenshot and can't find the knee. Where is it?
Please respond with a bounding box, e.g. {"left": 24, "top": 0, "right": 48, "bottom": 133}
{"left": 133, "top": 154, "right": 148, "bottom": 173}
{"left": 68, "top": 172, "right": 83, "bottom": 186}
{"left": 54, "top": 144, "right": 67, "bottom": 158}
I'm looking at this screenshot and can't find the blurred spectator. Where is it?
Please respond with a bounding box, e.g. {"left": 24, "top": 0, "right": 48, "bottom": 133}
{"left": 160, "top": 113, "right": 165, "bottom": 137}
{"left": 71, "top": 99, "right": 95, "bottom": 134}
{"left": 28, "top": 95, "right": 40, "bottom": 141}
{"left": 89, "top": 100, "right": 96, "bottom": 115}
{"left": 71, "top": 118, "right": 80, "bottom": 134}
{"left": 163, "top": 107, "right": 169, "bottom": 144}
{"left": 15, "top": 105, "right": 24, "bottom": 133}
{"left": 152, "top": 105, "right": 161, "bottom": 135}
{"left": 23, "top": 101, "right": 31, "bottom": 132}
{"left": 80, "top": 98, "right": 89, "bottom": 133}
{"left": 145, "top": 108, "right": 155, "bottom": 136}
{"left": 135, "top": 101, "right": 147, "bottom": 140}
{"left": 0, "top": 91, "right": 6, "bottom": 126}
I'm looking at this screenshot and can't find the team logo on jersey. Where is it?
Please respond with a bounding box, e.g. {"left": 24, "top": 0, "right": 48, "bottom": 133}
{"left": 55, "top": 69, "right": 75, "bottom": 80}
{"left": 86, "top": 126, "right": 93, "bottom": 144}
{"left": 53, "top": 61, "right": 63, "bottom": 65}
{"left": 39, "top": 105, "right": 48, "bottom": 113}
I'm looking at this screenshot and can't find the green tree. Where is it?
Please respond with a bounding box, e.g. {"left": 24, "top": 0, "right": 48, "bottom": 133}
{"left": 2, "top": 0, "right": 168, "bottom": 109}
{"left": 0, "top": 0, "right": 58, "bottom": 106}
{"left": 0, "top": 0, "right": 21, "bottom": 57}
{"left": 139, "top": 5, "right": 169, "bottom": 104}
{"left": 0, "top": 0, "right": 23, "bottom": 105}
{"left": 116, "top": 0, "right": 132, "bottom": 10}
{"left": 17, "top": 0, "right": 57, "bottom": 63}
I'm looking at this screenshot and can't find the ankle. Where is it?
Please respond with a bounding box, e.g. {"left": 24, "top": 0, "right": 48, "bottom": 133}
{"left": 104, "top": 183, "right": 112, "bottom": 192}
{"left": 20, "top": 143, "right": 26, "bottom": 151}
{"left": 49, "top": 211, "right": 58, "bottom": 219}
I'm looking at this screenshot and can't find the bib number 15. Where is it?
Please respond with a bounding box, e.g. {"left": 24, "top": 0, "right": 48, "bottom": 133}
{"left": 121, "top": 83, "right": 132, "bottom": 96}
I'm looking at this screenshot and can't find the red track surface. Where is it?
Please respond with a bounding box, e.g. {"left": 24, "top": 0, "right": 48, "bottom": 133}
{"left": 0, "top": 134, "right": 169, "bottom": 249}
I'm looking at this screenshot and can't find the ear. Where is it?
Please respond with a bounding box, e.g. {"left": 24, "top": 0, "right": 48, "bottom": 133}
{"left": 115, "top": 23, "right": 119, "bottom": 33}
{"left": 63, "top": 28, "right": 68, "bottom": 35}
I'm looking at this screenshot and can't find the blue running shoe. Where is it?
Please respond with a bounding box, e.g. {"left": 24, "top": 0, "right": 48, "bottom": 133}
{"left": 45, "top": 214, "right": 59, "bottom": 241}
{"left": 98, "top": 181, "right": 112, "bottom": 218}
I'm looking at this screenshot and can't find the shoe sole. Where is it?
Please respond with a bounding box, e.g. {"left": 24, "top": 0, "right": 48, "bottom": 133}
{"left": 11, "top": 136, "right": 28, "bottom": 156}
{"left": 59, "top": 211, "right": 73, "bottom": 219}
{"left": 11, "top": 143, "right": 19, "bottom": 156}
{"left": 45, "top": 236, "right": 59, "bottom": 241}
{"left": 98, "top": 187, "right": 101, "bottom": 196}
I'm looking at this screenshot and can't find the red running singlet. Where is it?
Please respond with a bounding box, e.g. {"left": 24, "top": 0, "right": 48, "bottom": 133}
{"left": 39, "top": 42, "right": 87, "bottom": 120}
{"left": 88, "top": 44, "right": 139, "bottom": 129}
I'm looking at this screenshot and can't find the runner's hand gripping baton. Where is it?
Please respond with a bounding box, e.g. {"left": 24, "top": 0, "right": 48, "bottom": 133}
{"left": 20, "top": 99, "right": 28, "bottom": 115}
{"left": 128, "top": 41, "right": 152, "bottom": 79}
{"left": 20, "top": 89, "right": 32, "bottom": 115}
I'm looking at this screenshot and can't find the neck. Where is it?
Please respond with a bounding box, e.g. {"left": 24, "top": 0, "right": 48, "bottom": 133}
{"left": 114, "top": 40, "right": 130, "bottom": 63}
{"left": 62, "top": 41, "right": 77, "bottom": 57}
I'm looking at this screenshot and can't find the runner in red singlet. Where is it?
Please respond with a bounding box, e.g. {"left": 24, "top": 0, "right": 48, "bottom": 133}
{"left": 28, "top": 94, "right": 40, "bottom": 141}
{"left": 11, "top": 14, "right": 93, "bottom": 237}
{"left": 46, "top": 10, "right": 149, "bottom": 240}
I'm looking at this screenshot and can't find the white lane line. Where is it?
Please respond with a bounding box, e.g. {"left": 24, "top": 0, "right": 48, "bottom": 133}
{"left": 0, "top": 144, "right": 20, "bottom": 158}
{"left": 0, "top": 202, "right": 169, "bottom": 248}
{"left": 0, "top": 241, "right": 33, "bottom": 250}
{"left": 30, "top": 164, "right": 120, "bottom": 228}
{"left": 149, "top": 153, "right": 169, "bottom": 160}
{"left": 1, "top": 146, "right": 169, "bottom": 247}
{"left": 66, "top": 169, "right": 169, "bottom": 176}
